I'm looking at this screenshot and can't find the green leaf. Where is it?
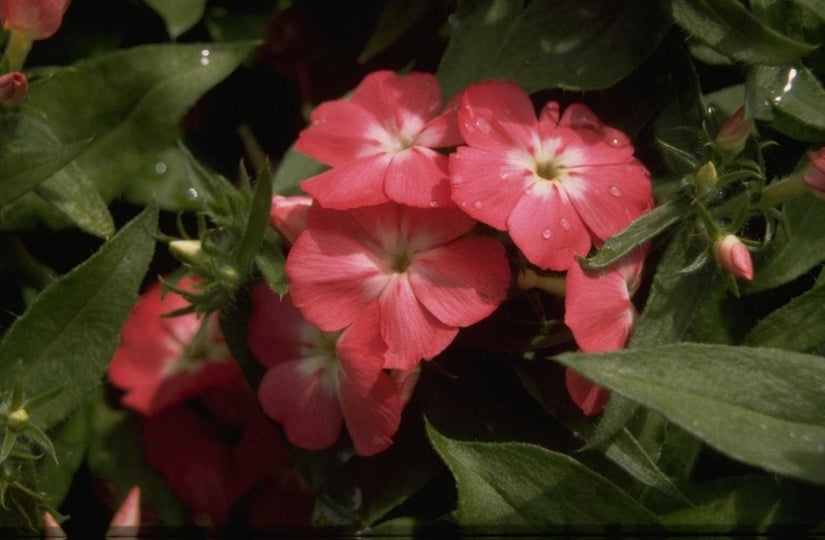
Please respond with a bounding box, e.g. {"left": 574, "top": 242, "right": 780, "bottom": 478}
{"left": 750, "top": 65, "right": 825, "bottom": 141}
{"left": 744, "top": 281, "right": 825, "bottom": 352}
{"left": 234, "top": 163, "right": 273, "bottom": 275}
{"left": 272, "top": 144, "right": 326, "bottom": 196}
{"left": 358, "top": 0, "right": 434, "bottom": 64}
{"left": 36, "top": 409, "right": 90, "bottom": 509}
{"left": 666, "top": 0, "right": 818, "bottom": 65}
{"left": 747, "top": 193, "right": 825, "bottom": 293}
{"left": 553, "top": 343, "right": 825, "bottom": 485}
{"left": 437, "top": 0, "right": 668, "bottom": 98}
{"left": 34, "top": 172, "right": 114, "bottom": 239}
{"left": 581, "top": 193, "right": 694, "bottom": 270}
{"left": 425, "top": 420, "right": 661, "bottom": 532}
{"left": 0, "top": 206, "right": 157, "bottom": 431}
{"left": 789, "top": 0, "right": 825, "bottom": 22}
{"left": 0, "top": 137, "right": 88, "bottom": 208}
{"left": 144, "top": 0, "right": 206, "bottom": 39}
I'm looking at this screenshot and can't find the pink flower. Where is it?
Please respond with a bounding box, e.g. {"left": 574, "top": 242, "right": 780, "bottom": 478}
{"left": 0, "top": 0, "right": 70, "bottom": 40}
{"left": 803, "top": 147, "right": 825, "bottom": 199}
{"left": 295, "top": 70, "right": 463, "bottom": 209}
{"left": 284, "top": 202, "right": 511, "bottom": 370}
{"left": 44, "top": 486, "right": 142, "bottom": 537}
{"left": 0, "top": 71, "right": 27, "bottom": 105}
{"left": 107, "top": 277, "right": 240, "bottom": 416}
{"left": 270, "top": 194, "right": 312, "bottom": 244}
{"left": 248, "top": 284, "right": 419, "bottom": 456}
{"left": 715, "top": 105, "right": 752, "bottom": 157}
{"left": 715, "top": 234, "right": 753, "bottom": 281}
{"left": 449, "top": 80, "right": 652, "bottom": 271}
{"left": 563, "top": 244, "right": 648, "bottom": 416}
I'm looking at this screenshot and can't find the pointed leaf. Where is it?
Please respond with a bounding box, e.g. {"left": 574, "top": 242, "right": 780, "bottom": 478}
{"left": 36, "top": 410, "right": 90, "bottom": 509}
{"left": 0, "top": 138, "right": 88, "bottom": 207}
{"left": 144, "top": 0, "right": 206, "bottom": 39}
{"left": 34, "top": 172, "right": 114, "bottom": 239}
{"left": 234, "top": 163, "right": 273, "bottom": 275}
{"left": 0, "top": 207, "right": 157, "bottom": 431}
{"left": 553, "top": 343, "right": 825, "bottom": 484}
{"left": 744, "top": 281, "right": 825, "bottom": 352}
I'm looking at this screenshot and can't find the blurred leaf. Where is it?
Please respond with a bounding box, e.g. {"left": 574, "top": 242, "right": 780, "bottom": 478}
{"left": 553, "top": 343, "right": 825, "bottom": 485}
{"left": 0, "top": 137, "right": 88, "bottom": 208}
{"left": 789, "top": 0, "right": 825, "bottom": 22}
{"left": 144, "top": 0, "right": 207, "bottom": 39}
{"left": 747, "top": 193, "right": 825, "bottom": 293}
{"left": 744, "top": 281, "right": 825, "bottom": 352}
{"left": 0, "top": 206, "right": 157, "bottom": 431}
{"left": 36, "top": 409, "right": 90, "bottom": 510}
{"left": 254, "top": 230, "right": 288, "bottom": 295}
{"left": 425, "top": 420, "right": 661, "bottom": 532}
{"left": 666, "top": 0, "right": 817, "bottom": 65}
{"left": 34, "top": 172, "right": 114, "bottom": 239}
{"left": 272, "top": 144, "right": 326, "bottom": 196}
{"left": 358, "top": 0, "right": 434, "bottom": 64}
{"left": 204, "top": 2, "right": 284, "bottom": 42}
{"left": 437, "top": 0, "right": 668, "bottom": 99}
{"left": 660, "top": 475, "right": 825, "bottom": 534}
{"left": 121, "top": 144, "right": 203, "bottom": 212}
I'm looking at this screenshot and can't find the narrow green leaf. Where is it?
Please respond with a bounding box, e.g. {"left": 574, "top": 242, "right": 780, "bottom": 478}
{"left": 34, "top": 172, "right": 114, "bottom": 239}
{"left": 234, "top": 163, "right": 273, "bottom": 276}
{"left": 553, "top": 343, "right": 825, "bottom": 484}
{"left": 667, "top": 0, "right": 818, "bottom": 65}
{"left": 358, "top": 0, "right": 434, "bottom": 64}
{"left": 144, "top": 0, "right": 206, "bottom": 39}
{"left": 0, "top": 139, "right": 88, "bottom": 207}
{"left": 272, "top": 144, "right": 326, "bottom": 196}
{"left": 254, "top": 233, "right": 288, "bottom": 295}
{"left": 0, "top": 206, "right": 157, "bottom": 431}
{"left": 744, "top": 281, "right": 825, "bottom": 352}
{"left": 747, "top": 193, "right": 825, "bottom": 293}
{"left": 581, "top": 193, "right": 694, "bottom": 270}
{"left": 426, "top": 420, "right": 661, "bottom": 532}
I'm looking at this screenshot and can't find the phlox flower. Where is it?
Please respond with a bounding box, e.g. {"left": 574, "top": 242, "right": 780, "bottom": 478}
{"left": 449, "top": 80, "right": 652, "bottom": 271}
{"left": 284, "top": 202, "right": 511, "bottom": 370}
{"left": 0, "top": 0, "right": 70, "bottom": 40}
{"left": 295, "top": 70, "right": 463, "bottom": 209}
{"left": 270, "top": 194, "right": 313, "bottom": 244}
{"left": 563, "top": 244, "right": 648, "bottom": 416}
{"left": 107, "top": 277, "right": 239, "bottom": 416}
{"left": 247, "top": 284, "right": 418, "bottom": 456}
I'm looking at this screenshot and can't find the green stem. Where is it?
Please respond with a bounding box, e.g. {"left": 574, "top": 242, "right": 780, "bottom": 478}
{"left": 758, "top": 173, "right": 809, "bottom": 207}
{"left": 3, "top": 30, "right": 32, "bottom": 72}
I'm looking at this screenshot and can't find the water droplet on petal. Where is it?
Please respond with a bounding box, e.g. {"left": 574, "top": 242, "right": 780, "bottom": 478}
{"left": 475, "top": 117, "right": 492, "bottom": 133}
{"left": 472, "top": 200, "right": 483, "bottom": 210}
{"left": 428, "top": 200, "right": 438, "bottom": 208}
{"left": 608, "top": 185, "right": 622, "bottom": 197}
{"left": 451, "top": 174, "right": 463, "bottom": 185}
{"left": 463, "top": 120, "right": 474, "bottom": 133}
{"left": 541, "top": 228, "right": 552, "bottom": 239}
{"left": 559, "top": 217, "right": 570, "bottom": 230}
{"left": 460, "top": 201, "right": 468, "bottom": 208}
{"left": 609, "top": 137, "right": 621, "bottom": 146}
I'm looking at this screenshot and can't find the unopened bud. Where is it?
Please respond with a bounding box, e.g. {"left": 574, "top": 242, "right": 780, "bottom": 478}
{"left": 7, "top": 407, "right": 29, "bottom": 431}
{"left": 694, "top": 161, "right": 718, "bottom": 196}
{"left": 715, "top": 234, "right": 753, "bottom": 281}
{"left": 0, "top": 71, "right": 27, "bottom": 105}
{"left": 715, "top": 105, "right": 752, "bottom": 157}
{"left": 803, "top": 147, "right": 825, "bottom": 201}
{"left": 169, "top": 239, "right": 205, "bottom": 265}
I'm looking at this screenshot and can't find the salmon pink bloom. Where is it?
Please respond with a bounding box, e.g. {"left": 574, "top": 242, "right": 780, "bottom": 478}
{"left": 0, "top": 0, "right": 70, "bottom": 40}
{"left": 107, "top": 277, "right": 240, "bottom": 416}
{"left": 715, "top": 234, "right": 753, "bottom": 281}
{"left": 563, "top": 244, "right": 648, "bottom": 416}
{"left": 295, "top": 70, "right": 463, "bottom": 209}
{"left": 248, "top": 284, "right": 419, "bottom": 456}
{"left": 449, "top": 80, "right": 652, "bottom": 271}
{"left": 285, "top": 202, "right": 511, "bottom": 370}
{"left": 270, "top": 194, "right": 313, "bottom": 244}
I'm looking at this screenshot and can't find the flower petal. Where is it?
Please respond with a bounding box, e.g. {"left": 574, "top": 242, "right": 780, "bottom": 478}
{"left": 336, "top": 303, "right": 387, "bottom": 397}
{"left": 350, "top": 71, "right": 442, "bottom": 134}
{"left": 270, "top": 195, "right": 312, "bottom": 244}
{"left": 257, "top": 359, "right": 343, "bottom": 451}
{"left": 409, "top": 237, "right": 510, "bottom": 327}
{"left": 301, "top": 154, "right": 392, "bottom": 210}
{"left": 507, "top": 185, "right": 591, "bottom": 271}
{"left": 384, "top": 147, "right": 453, "bottom": 208}
{"left": 417, "top": 92, "right": 464, "bottom": 148}
{"left": 457, "top": 79, "right": 539, "bottom": 154}
{"left": 248, "top": 285, "right": 306, "bottom": 367}
{"left": 338, "top": 371, "right": 403, "bottom": 456}
{"left": 296, "top": 99, "right": 385, "bottom": 165}
{"left": 378, "top": 274, "right": 458, "bottom": 369}
{"left": 565, "top": 368, "right": 610, "bottom": 417}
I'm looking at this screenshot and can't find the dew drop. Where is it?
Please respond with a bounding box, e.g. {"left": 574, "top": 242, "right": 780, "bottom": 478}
{"left": 460, "top": 201, "right": 468, "bottom": 208}
{"left": 475, "top": 117, "right": 492, "bottom": 133}
{"left": 428, "top": 200, "right": 439, "bottom": 208}
{"left": 541, "top": 228, "right": 552, "bottom": 239}
{"left": 154, "top": 161, "right": 167, "bottom": 175}
{"left": 185, "top": 187, "right": 200, "bottom": 200}
{"left": 609, "top": 137, "right": 621, "bottom": 146}
{"left": 199, "top": 49, "right": 210, "bottom": 66}
{"left": 608, "top": 185, "right": 622, "bottom": 197}
{"left": 472, "top": 200, "right": 483, "bottom": 210}
{"left": 463, "top": 120, "right": 474, "bottom": 133}
{"left": 559, "top": 217, "right": 570, "bottom": 230}
{"left": 451, "top": 174, "right": 463, "bottom": 185}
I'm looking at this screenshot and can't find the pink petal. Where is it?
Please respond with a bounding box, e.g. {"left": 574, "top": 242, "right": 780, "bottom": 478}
{"left": 336, "top": 303, "right": 387, "bottom": 397}
{"left": 43, "top": 512, "right": 66, "bottom": 538}
{"left": 565, "top": 369, "right": 610, "bottom": 417}
{"left": 449, "top": 145, "right": 529, "bottom": 230}
{"left": 401, "top": 204, "right": 476, "bottom": 251}
{"left": 390, "top": 367, "right": 421, "bottom": 408}
{"left": 296, "top": 100, "right": 385, "bottom": 165}
{"left": 417, "top": 93, "right": 465, "bottom": 148}
{"left": 378, "top": 274, "right": 458, "bottom": 369}
{"left": 384, "top": 147, "right": 453, "bottom": 208}
{"left": 564, "top": 262, "right": 636, "bottom": 352}
{"left": 107, "top": 486, "right": 141, "bottom": 533}
{"left": 457, "top": 80, "right": 540, "bottom": 154}
{"left": 270, "top": 195, "right": 312, "bottom": 244}
{"left": 409, "top": 237, "right": 510, "bottom": 327}
{"left": 300, "top": 154, "right": 392, "bottom": 210}
{"left": 507, "top": 186, "right": 591, "bottom": 271}
{"left": 338, "top": 370, "right": 403, "bottom": 456}
{"left": 247, "top": 285, "right": 306, "bottom": 367}
{"left": 286, "top": 229, "right": 388, "bottom": 331}
{"left": 257, "top": 358, "right": 343, "bottom": 451}
{"left": 563, "top": 161, "right": 652, "bottom": 241}
{"left": 350, "top": 71, "right": 442, "bottom": 132}
{"left": 128, "top": 362, "right": 243, "bottom": 416}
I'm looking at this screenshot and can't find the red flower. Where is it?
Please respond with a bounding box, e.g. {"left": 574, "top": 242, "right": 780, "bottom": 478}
{"left": 248, "top": 284, "right": 418, "bottom": 456}
{"left": 296, "top": 70, "right": 463, "bottom": 209}
{"left": 563, "top": 244, "right": 648, "bottom": 416}
{"left": 270, "top": 194, "right": 313, "bottom": 244}
{"left": 449, "top": 80, "right": 652, "bottom": 271}
{"left": 0, "top": 0, "right": 70, "bottom": 40}
{"left": 107, "top": 277, "right": 239, "bottom": 416}
{"left": 284, "top": 202, "right": 511, "bottom": 370}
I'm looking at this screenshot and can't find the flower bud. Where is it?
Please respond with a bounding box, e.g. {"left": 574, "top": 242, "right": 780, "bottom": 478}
{"left": 7, "top": 407, "right": 29, "bottom": 431}
{"left": 715, "top": 105, "right": 752, "bottom": 157}
{"left": 694, "top": 161, "right": 717, "bottom": 196}
{"left": 715, "top": 234, "right": 753, "bottom": 281}
{"left": 270, "top": 195, "right": 312, "bottom": 244}
{"left": 0, "top": 0, "right": 71, "bottom": 40}
{"left": 803, "top": 147, "right": 825, "bottom": 201}
{"left": 0, "top": 71, "right": 27, "bottom": 105}
{"left": 169, "top": 239, "right": 206, "bottom": 266}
